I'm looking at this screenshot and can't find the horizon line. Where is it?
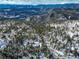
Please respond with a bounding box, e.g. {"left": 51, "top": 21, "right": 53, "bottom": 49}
{"left": 0, "top": 2, "right": 79, "bottom": 5}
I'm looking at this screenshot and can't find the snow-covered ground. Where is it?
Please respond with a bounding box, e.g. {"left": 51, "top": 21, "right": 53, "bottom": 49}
{"left": 0, "top": 20, "right": 79, "bottom": 59}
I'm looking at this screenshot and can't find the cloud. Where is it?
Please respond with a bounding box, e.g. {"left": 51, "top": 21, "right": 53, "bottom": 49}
{"left": 0, "top": 0, "right": 79, "bottom": 4}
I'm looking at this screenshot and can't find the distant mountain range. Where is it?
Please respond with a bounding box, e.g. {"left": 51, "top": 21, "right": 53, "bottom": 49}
{"left": 0, "top": 3, "right": 79, "bottom": 8}
{"left": 0, "top": 3, "right": 79, "bottom": 20}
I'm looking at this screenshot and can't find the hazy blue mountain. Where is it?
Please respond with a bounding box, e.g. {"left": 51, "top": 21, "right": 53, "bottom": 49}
{"left": 0, "top": 3, "right": 79, "bottom": 8}
{"left": 0, "top": 3, "right": 79, "bottom": 19}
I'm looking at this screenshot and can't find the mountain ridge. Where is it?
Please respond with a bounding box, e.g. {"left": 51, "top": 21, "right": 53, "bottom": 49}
{"left": 0, "top": 3, "right": 79, "bottom": 20}
{"left": 0, "top": 3, "right": 79, "bottom": 8}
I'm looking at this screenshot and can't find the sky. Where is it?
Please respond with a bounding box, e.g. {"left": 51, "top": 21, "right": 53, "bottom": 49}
{"left": 0, "top": 0, "right": 79, "bottom": 5}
